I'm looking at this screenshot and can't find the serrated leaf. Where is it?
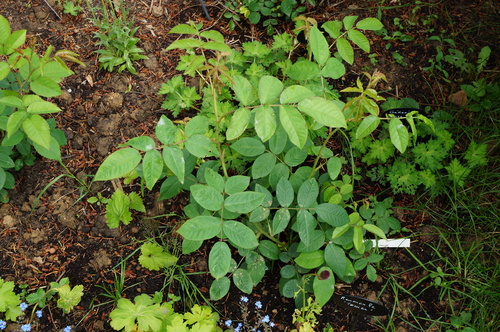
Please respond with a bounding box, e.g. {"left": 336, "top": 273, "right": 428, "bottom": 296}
{"left": 336, "top": 37, "right": 354, "bottom": 64}
{"left": 0, "top": 15, "right": 11, "bottom": 44}
{"left": 4, "top": 29, "right": 26, "bottom": 55}
{"left": 95, "top": 148, "right": 142, "bottom": 181}
{"left": 56, "top": 284, "right": 83, "bottom": 313}
{"left": 33, "top": 136, "right": 61, "bottom": 161}
{"left": 169, "top": 24, "right": 199, "bottom": 35}
{"left": 139, "top": 242, "right": 178, "bottom": 271}
{"left": 203, "top": 41, "right": 232, "bottom": 52}
{"left": 166, "top": 38, "right": 203, "bottom": 50}
{"left": 200, "top": 30, "right": 224, "bottom": 42}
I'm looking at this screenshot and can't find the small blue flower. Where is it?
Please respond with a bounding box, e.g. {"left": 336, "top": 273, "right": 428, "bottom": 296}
{"left": 240, "top": 296, "right": 248, "bottom": 303}
{"left": 255, "top": 300, "right": 262, "bottom": 309}
{"left": 21, "top": 324, "right": 31, "bottom": 332}
{"left": 36, "top": 310, "right": 43, "bottom": 318}
{"left": 234, "top": 322, "right": 243, "bottom": 332}
{"left": 63, "top": 326, "right": 72, "bottom": 332}
{"left": 262, "top": 315, "right": 270, "bottom": 323}
{"left": 270, "top": 321, "right": 275, "bottom": 327}
{"left": 224, "top": 319, "right": 232, "bottom": 327}
{"left": 20, "top": 302, "right": 28, "bottom": 311}
{"left": 0, "top": 320, "right": 7, "bottom": 330}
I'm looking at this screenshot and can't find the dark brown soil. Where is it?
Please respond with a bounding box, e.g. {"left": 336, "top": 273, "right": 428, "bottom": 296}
{"left": 0, "top": 0, "right": 499, "bottom": 331}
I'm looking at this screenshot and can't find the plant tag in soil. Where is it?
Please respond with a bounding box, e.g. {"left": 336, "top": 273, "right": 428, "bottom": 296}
{"left": 384, "top": 107, "right": 420, "bottom": 117}
{"left": 332, "top": 294, "right": 389, "bottom": 316}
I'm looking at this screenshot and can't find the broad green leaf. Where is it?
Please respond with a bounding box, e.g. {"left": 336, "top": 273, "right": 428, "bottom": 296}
{"left": 297, "top": 210, "right": 318, "bottom": 248}
{"left": 186, "top": 134, "right": 219, "bottom": 157}
{"left": 356, "top": 115, "right": 380, "bottom": 139}
{"left": 204, "top": 167, "right": 224, "bottom": 193}
{"left": 276, "top": 178, "right": 294, "bottom": 207}
{"left": 336, "top": 37, "right": 354, "bottom": 64}
{"left": 163, "top": 146, "right": 185, "bottom": 183}
{"left": 233, "top": 269, "right": 253, "bottom": 294}
{"left": 280, "top": 85, "right": 315, "bottom": 104}
{"left": 166, "top": 38, "right": 203, "bottom": 50}
{"left": 310, "top": 26, "right": 330, "bottom": 66}
{"left": 246, "top": 253, "right": 266, "bottom": 285}
{"left": 226, "top": 108, "right": 251, "bottom": 140}
{"left": 177, "top": 216, "right": 221, "bottom": 241}
{"left": 128, "top": 192, "right": 145, "bottom": 213}
{"left": 282, "top": 279, "right": 300, "bottom": 298}
{"left": 322, "top": 20, "right": 343, "bottom": 38}
{"left": 3, "top": 29, "right": 26, "bottom": 55}
{"left": 363, "top": 224, "right": 387, "bottom": 239}
{"left": 139, "top": 242, "right": 178, "bottom": 271}
{"left": 223, "top": 220, "right": 259, "bottom": 249}
{"left": 252, "top": 152, "right": 276, "bottom": 179}
{"left": 127, "top": 136, "right": 156, "bottom": 151}
{"left": 22, "top": 114, "right": 50, "bottom": 148}
{"left": 287, "top": 60, "right": 320, "bottom": 81}
{"left": 209, "top": 242, "right": 231, "bottom": 279}
{"left": 268, "top": 124, "right": 288, "bottom": 155}
{"left": 105, "top": 189, "right": 132, "bottom": 228}
{"left": 224, "top": 175, "right": 250, "bottom": 194}
{"left": 30, "top": 77, "right": 61, "bottom": 98}
{"left": 279, "top": 105, "right": 308, "bottom": 149}
{"left": 298, "top": 97, "right": 347, "bottom": 128}
{"left": 191, "top": 184, "right": 224, "bottom": 211}
{"left": 169, "top": 24, "right": 199, "bottom": 35}
{"left": 254, "top": 105, "right": 276, "bottom": 142}
{"left": 210, "top": 277, "right": 230, "bottom": 301}
{"left": 258, "top": 75, "right": 283, "bottom": 104}
{"left": 297, "top": 178, "right": 319, "bottom": 208}
{"left": 0, "top": 62, "right": 9, "bottom": 81}
{"left": 327, "top": 157, "right": 342, "bottom": 180}
{"left": 353, "top": 226, "right": 364, "bottom": 254}
{"left": 249, "top": 206, "right": 270, "bottom": 222}
{"left": 27, "top": 100, "right": 62, "bottom": 114}
{"left": 0, "top": 15, "right": 11, "bottom": 44}
{"left": 343, "top": 16, "right": 358, "bottom": 30}
{"left": 95, "top": 148, "right": 142, "bottom": 181}
{"left": 142, "top": 150, "right": 163, "bottom": 190}
{"left": 321, "top": 57, "right": 346, "bottom": 79}
{"left": 272, "top": 208, "right": 290, "bottom": 235}
{"left": 200, "top": 30, "right": 225, "bottom": 43}
{"left": 6, "top": 111, "right": 28, "bottom": 137}
{"left": 284, "top": 146, "right": 308, "bottom": 167}
{"left": 295, "top": 250, "right": 324, "bottom": 269}
{"left": 230, "top": 137, "right": 265, "bottom": 157}
{"left": 259, "top": 240, "right": 280, "bottom": 260}
{"left": 33, "top": 136, "right": 61, "bottom": 161}
{"left": 0, "top": 154, "right": 14, "bottom": 169}
{"left": 185, "top": 115, "right": 209, "bottom": 137}
{"left": 0, "top": 96, "right": 24, "bottom": 109}
{"left": 348, "top": 29, "right": 370, "bottom": 53}
{"left": 367, "top": 264, "right": 377, "bottom": 282}
{"left": 389, "top": 118, "right": 409, "bottom": 153}
{"left": 313, "top": 267, "right": 335, "bottom": 306}
{"left": 224, "top": 192, "right": 266, "bottom": 214}
{"left": 232, "top": 75, "right": 254, "bottom": 106}
{"left": 316, "top": 203, "right": 349, "bottom": 227}
{"left": 324, "top": 243, "right": 348, "bottom": 279}
{"left": 203, "top": 41, "right": 232, "bottom": 52}
{"left": 155, "top": 115, "right": 177, "bottom": 145}
{"left": 56, "top": 284, "right": 83, "bottom": 313}
{"left": 356, "top": 18, "right": 384, "bottom": 31}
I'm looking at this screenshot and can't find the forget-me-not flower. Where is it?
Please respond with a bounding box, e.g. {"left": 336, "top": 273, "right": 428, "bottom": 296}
{"left": 262, "top": 315, "right": 270, "bottom": 323}
{"left": 36, "top": 310, "right": 43, "bottom": 318}
{"left": 240, "top": 296, "right": 248, "bottom": 303}
{"left": 255, "top": 301, "right": 262, "bottom": 309}
{"left": 21, "top": 324, "right": 31, "bottom": 332}
{"left": 63, "top": 326, "right": 72, "bottom": 332}
{"left": 224, "top": 319, "right": 232, "bottom": 327}
{"left": 20, "top": 302, "right": 28, "bottom": 311}
{"left": 0, "top": 320, "right": 7, "bottom": 330}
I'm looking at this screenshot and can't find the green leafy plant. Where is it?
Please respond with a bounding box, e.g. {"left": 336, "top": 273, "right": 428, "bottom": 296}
{"left": 91, "top": 18, "right": 414, "bottom": 310}
{"left": 104, "top": 188, "right": 146, "bottom": 228}
{"left": 26, "top": 277, "right": 84, "bottom": 314}
{"left": 138, "top": 241, "right": 178, "bottom": 271}
{"left": 85, "top": 0, "right": 148, "bottom": 74}
{"left": 62, "top": 0, "right": 83, "bottom": 16}
{"left": 0, "top": 278, "right": 22, "bottom": 321}
{"left": 0, "top": 14, "right": 82, "bottom": 202}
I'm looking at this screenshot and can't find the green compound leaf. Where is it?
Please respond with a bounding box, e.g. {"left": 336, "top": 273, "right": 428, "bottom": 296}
{"left": 321, "top": 57, "right": 346, "bottom": 79}
{"left": 298, "top": 97, "right": 347, "bottom": 128}
{"left": 27, "top": 100, "right": 62, "bottom": 114}
{"left": 223, "top": 220, "right": 259, "bottom": 249}
{"left": 258, "top": 75, "right": 283, "bottom": 104}
{"left": 363, "top": 224, "right": 387, "bottom": 239}
{"left": 336, "top": 37, "right": 354, "bottom": 65}
{"left": 186, "top": 134, "right": 219, "bottom": 158}
{"left": 95, "top": 148, "right": 142, "bottom": 181}
{"left": 233, "top": 268, "right": 253, "bottom": 294}
{"left": 324, "top": 243, "right": 348, "bottom": 279}
{"left": 162, "top": 146, "right": 185, "bottom": 183}
{"left": 127, "top": 136, "right": 156, "bottom": 151}
{"left": 177, "top": 216, "right": 221, "bottom": 241}
{"left": 297, "top": 178, "right": 319, "bottom": 208}
{"left": 139, "top": 241, "right": 178, "bottom": 271}
{"left": 210, "top": 277, "right": 230, "bottom": 301}
{"left": 254, "top": 105, "right": 277, "bottom": 142}
{"left": 30, "top": 76, "right": 62, "bottom": 98}
{"left": 224, "top": 191, "right": 266, "bottom": 214}
{"left": 272, "top": 208, "right": 291, "bottom": 235}
{"left": 343, "top": 15, "right": 358, "bottom": 30}
{"left": 22, "top": 114, "right": 50, "bottom": 149}
{"left": 232, "top": 75, "right": 255, "bottom": 106}
{"left": 280, "top": 85, "right": 315, "bottom": 104}
{"left": 33, "top": 136, "right": 61, "bottom": 161}
{"left": 313, "top": 267, "right": 335, "bottom": 307}
{"left": 190, "top": 184, "right": 224, "bottom": 211}
{"left": 356, "top": 17, "right": 384, "bottom": 31}
{"left": 155, "top": 115, "right": 177, "bottom": 145}
{"left": 356, "top": 115, "right": 380, "bottom": 139}
{"left": 142, "top": 149, "right": 163, "bottom": 190}
{"left": 230, "top": 137, "right": 266, "bottom": 157}
{"left": 295, "top": 250, "right": 324, "bottom": 269}
{"left": 224, "top": 175, "right": 250, "bottom": 194}
{"left": 389, "top": 118, "right": 409, "bottom": 153}
{"left": 279, "top": 105, "right": 308, "bottom": 149}
{"left": 310, "top": 26, "right": 330, "bottom": 66}
{"left": 227, "top": 107, "right": 251, "bottom": 140}
{"left": 348, "top": 29, "right": 370, "bottom": 53}
{"left": 287, "top": 60, "right": 320, "bottom": 81}
{"left": 252, "top": 152, "right": 276, "bottom": 179}
{"left": 209, "top": 241, "right": 231, "bottom": 279}
{"left": 316, "top": 203, "right": 350, "bottom": 227}
{"left": 327, "top": 156, "right": 342, "bottom": 180}
{"left": 56, "top": 284, "right": 83, "bottom": 313}
{"left": 276, "top": 178, "right": 294, "bottom": 208}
